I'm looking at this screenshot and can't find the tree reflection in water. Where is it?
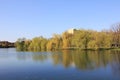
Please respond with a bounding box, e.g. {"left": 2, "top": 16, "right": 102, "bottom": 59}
{"left": 16, "top": 50, "right": 120, "bottom": 75}
{"left": 110, "top": 50, "right": 120, "bottom": 75}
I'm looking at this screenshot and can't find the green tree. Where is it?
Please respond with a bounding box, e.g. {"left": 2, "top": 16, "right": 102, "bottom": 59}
{"left": 62, "top": 32, "right": 73, "bottom": 49}
{"left": 28, "top": 36, "right": 47, "bottom": 51}
{"left": 23, "top": 40, "right": 31, "bottom": 51}
{"left": 72, "top": 30, "right": 92, "bottom": 49}
{"left": 16, "top": 38, "right": 26, "bottom": 51}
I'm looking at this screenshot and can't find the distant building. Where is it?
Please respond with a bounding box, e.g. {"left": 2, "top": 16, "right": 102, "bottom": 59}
{"left": 67, "top": 28, "right": 76, "bottom": 34}
{"left": 111, "top": 43, "right": 120, "bottom": 48}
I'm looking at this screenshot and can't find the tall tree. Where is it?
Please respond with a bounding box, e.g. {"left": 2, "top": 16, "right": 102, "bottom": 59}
{"left": 62, "top": 32, "right": 73, "bottom": 49}
{"left": 111, "top": 23, "right": 120, "bottom": 47}
{"left": 16, "top": 38, "right": 26, "bottom": 51}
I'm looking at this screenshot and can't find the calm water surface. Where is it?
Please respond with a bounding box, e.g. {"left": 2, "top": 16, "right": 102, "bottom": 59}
{"left": 0, "top": 48, "right": 120, "bottom": 80}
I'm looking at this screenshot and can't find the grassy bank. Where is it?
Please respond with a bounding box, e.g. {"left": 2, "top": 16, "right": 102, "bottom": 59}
{"left": 61, "top": 47, "right": 117, "bottom": 51}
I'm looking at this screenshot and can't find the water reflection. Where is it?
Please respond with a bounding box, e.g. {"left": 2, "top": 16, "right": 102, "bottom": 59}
{"left": 16, "top": 50, "right": 120, "bottom": 74}
{"left": 52, "top": 50, "right": 112, "bottom": 70}
{"left": 110, "top": 50, "right": 120, "bottom": 75}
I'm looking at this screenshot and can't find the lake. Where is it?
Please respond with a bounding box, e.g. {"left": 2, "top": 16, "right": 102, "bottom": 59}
{"left": 0, "top": 48, "right": 120, "bottom": 80}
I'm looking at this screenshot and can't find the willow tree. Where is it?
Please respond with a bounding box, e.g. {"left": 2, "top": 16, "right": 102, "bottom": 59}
{"left": 72, "top": 30, "right": 92, "bottom": 49}
{"left": 62, "top": 32, "right": 73, "bottom": 49}
{"left": 24, "top": 40, "right": 31, "bottom": 51}
{"left": 16, "top": 38, "right": 26, "bottom": 51}
{"left": 40, "top": 38, "right": 48, "bottom": 50}
{"left": 96, "top": 31, "right": 112, "bottom": 48}
{"left": 46, "top": 34, "right": 62, "bottom": 50}
{"left": 28, "top": 36, "right": 48, "bottom": 51}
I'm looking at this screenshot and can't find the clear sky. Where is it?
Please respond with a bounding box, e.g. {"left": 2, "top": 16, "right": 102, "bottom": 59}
{"left": 0, "top": 0, "right": 120, "bottom": 42}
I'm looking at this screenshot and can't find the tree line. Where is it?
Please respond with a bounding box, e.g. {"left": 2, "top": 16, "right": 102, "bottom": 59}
{"left": 0, "top": 41, "right": 15, "bottom": 48}
{"left": 15, "top": 23, "right": 120, "bottom": 51}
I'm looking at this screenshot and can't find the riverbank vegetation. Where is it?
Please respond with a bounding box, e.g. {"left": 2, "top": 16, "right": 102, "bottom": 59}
{"left": 16, "top": 23, "right": 120, "bottom": 51}
{"left": 0, "top": 41, "right": 15, "bottom": 48}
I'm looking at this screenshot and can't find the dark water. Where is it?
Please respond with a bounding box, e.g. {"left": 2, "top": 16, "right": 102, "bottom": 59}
{"left": 0, "top": 48, "right": 120, "bottom": 80}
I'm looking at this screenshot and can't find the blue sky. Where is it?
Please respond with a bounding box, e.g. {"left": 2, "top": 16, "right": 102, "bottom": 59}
{"left": 0, "top": 0, "right": 120, "bottom": 42}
